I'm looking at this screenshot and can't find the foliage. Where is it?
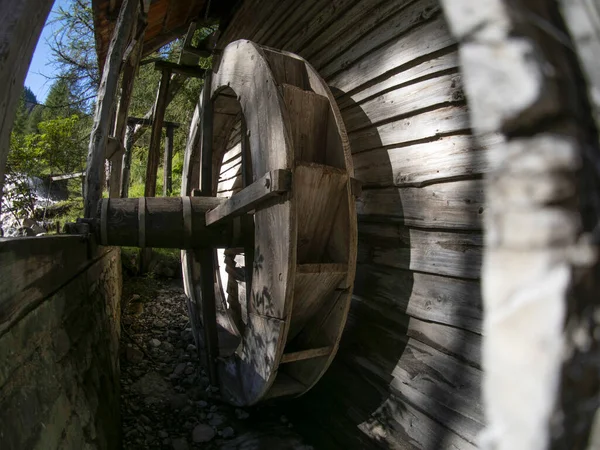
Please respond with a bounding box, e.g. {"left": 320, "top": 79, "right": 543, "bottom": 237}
{"left": 49, "top": 0, "right": 99, "bottom": 112}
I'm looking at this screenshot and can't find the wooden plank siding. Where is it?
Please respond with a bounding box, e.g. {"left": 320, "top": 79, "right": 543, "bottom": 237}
{"left": 217, "top": 0, "right": 485, "bottom": 448}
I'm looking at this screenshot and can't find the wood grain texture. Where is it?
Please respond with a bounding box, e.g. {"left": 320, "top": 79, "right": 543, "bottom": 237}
{"left": 349, "top": 104, "right": 470, "bottom": 154}
{"left": 357, "top": 179, "right": 485, "bottom": 230}
{"left": 357, "top": 223, "right": 483, "bottom": 279}
{"left": 354, "top": 265, "right": 483, "bottom": 334}
{"left": 0, "top": 236, "right": 106, "bottom": 337}
{"left": 295, "top": 162, "right": 349, "bottom": 263}
{"left": 354, "top": 133, "right": 502, "bottom": 188}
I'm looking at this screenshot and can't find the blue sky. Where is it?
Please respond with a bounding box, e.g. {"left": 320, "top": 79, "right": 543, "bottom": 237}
{"left": 25, "top": 0, "right": 71, "bottom": 103}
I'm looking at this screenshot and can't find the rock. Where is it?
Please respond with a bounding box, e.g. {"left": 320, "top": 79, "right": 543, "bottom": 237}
{"left": 169, "top": 393, "right": 188, "bottom": 410}
{"left": 221, "top": 427, "right": 235, "bottom": 439}
{"left": 197, "top": 400, "right": 208, "bottom": 408}
{"left": 173, "top": 362, "right": 187, "bottom": 377}
{"left": 130, "top": 371, "right": 173, "bottom": 406}
{"left": 209, "top": 413, "right": 225, "bottom": 427}
{"left": 126, "top": 346, "right": 143, "bottom": 363}
{"left": 150, "top": 338, "right": 161, "bottom": 347}
{"left": 161, "top": 341, "right": 174, "bottom": 352}
{"left": 192, "top": 424, "right": 215, "bottom": 443}
{"left": 159, "top": 430, "right": 169, "bottom": 438}
{"left": 171, "top": 437, "right": 189, "bottom": 450}
{"left": 186, "top": 344, "right": 197, "bottom": 352}
{"left": 184, "top": 366, "right": 194, "bottom": 375}
{"left": 235, "top": 409, "right": 250, "bottom": 420}
{"left": 131, "top": 294, "right": 141, "bottom": 301}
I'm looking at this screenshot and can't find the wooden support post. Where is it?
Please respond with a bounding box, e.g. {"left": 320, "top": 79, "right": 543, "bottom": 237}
{"left": 199, "top": 71, "right": 219, "bottom": 386}
{"left": 199, "top": 249, "right": 219, "bottom": 385}
{"left": 163, "top": 124, "right": 174, "bottom": 196}
{"left": 241, "top": 117, "right": 255, "bottom": 307}
{"left": 84, "top": 0, "right": 138, "bottom": 217}
{"left": 144, "top": 68, "right": 171, "bottom": 197}
{"left": 109, "top": 34, "right": 144, "bottom": 199}
{"left": 120, "top": 124, "right": 134, "bottom": 198}
{"left": 141, "top": 67, "right": 171, "bottom": 272}
{"left": 0, "top": 0, "right": 53, "bottom": 208}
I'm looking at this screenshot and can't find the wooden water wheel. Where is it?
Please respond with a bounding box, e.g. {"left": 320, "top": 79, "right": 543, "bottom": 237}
{"left": 180, "top": 40, "right": 358, "bottom": 406}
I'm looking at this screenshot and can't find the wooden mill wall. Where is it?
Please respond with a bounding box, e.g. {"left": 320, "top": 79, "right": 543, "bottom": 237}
{"left": 218, "top": 0, "right": 488, "bottom": 448}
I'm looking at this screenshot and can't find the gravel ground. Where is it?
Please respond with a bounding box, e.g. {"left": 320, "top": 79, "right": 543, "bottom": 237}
{"left": 120, "top": 276, "right": 313, "bottom": 450}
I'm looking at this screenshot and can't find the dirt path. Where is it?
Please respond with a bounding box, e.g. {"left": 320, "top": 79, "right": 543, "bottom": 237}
{"left": 120, "top": 275, "right": 313, "bottom": 450}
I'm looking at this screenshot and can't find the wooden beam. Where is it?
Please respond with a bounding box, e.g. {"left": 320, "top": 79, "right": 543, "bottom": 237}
{"left": 281, "top": 347, "right": 332, "bottom": 364}
{"left": 120, "top": 125, "right": 134, "bottom": 198}
{"left": 183, "top": 46, "right": 212, "bottom": 58}
{"left": 127, "top": 117, "right": 180, "bottom": 128}
{"left": 144, "top": 68, "right": 171, "bottom": 198}
{"left": 163, "top": 124, "right": 174, "bottom": 196}
{"left": 205, "top": 169, "right": 292, "bottom": 226}
{"left": 84, "top": 0, "right": 138, "bottom": 217}
{"left": 0, "top": 0, "right": 53, "bottom": 209}
{"left": 154, "top": 60, "right": 207, "bottom": 78}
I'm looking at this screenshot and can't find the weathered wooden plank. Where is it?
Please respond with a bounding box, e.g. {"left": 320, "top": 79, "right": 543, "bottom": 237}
{"left": 85, "top": 0, "right": 138, "bottom": 217}
{"left": 0, "top": 236, "right": 105, "bottom": 337}
{"left": 0, "top": 0, "right": 52, "bottom": 205}
{"left": 288, "top": 264, "right": 348, "bottom": 339}
{"left": 206, "top": 169, "right": 291, "bottom": 226}
{"left": 306, "top": 0, "right": 414, "bottom": 69}
{"left": 353, "top": 134, "right": 502, "bottom": 188}
{"left": 307, "top": 358, "right": 478, "bottom": 450}
{"left": 357, "top": 223, "right": 483, "bottom": 279}
{"left": 336, "top": 48, "right": 458, "bottom": 108}
{"left": 281, "top": 346, "right": 332, "bottom": 364}
{"left": 282, "top": 0, "right": 369, "bottom": 52}
{"left": 282, "top": 84, "right": 330, "bottom": 163}
{"left": 349, "top": 104, "right": 469, "bottom": 154}
{"left": 328, "top": 16, "right": 455, "bottom": 95}
{"left": 342, "top": 304, "right": 484, "bottom": 428}
{"left": 295, "top": 163, "right": 349, "bottom": 263}
{"left": 354, "top": 264, "right": 483, "bottom": 334}
{"left": 343, "top": 73, "right": 464, "bottom": 132}
{"left": 357, "top": 179, "right": 485, "bottom": 230}
{"left": 320, "top": 0, "right": 441, "bottom": 78}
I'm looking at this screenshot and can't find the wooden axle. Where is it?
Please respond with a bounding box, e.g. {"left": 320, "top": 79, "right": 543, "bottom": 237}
{"left": 97, "top": 197, "right": 235, "bottom": 249}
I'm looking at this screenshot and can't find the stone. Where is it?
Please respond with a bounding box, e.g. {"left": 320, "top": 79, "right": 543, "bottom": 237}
{"left": 131, "top": 371, "right": 173, "bottom": 406}
{"left": 169, "top": 393, "right": 188, "bottom": 410}
{"left": 235, "top": 409, "right": 250, "bottom": 420}
{"left": 150, "top": 338, "right": 161, "bottom": 347}
{"left": 209, "top": 414, "right": 225, "bottom": 427}
{"left": 126, "top": 346, "right": 143, "bottom": 363}
{"left": 173, "top": 362, "right": 187, "bottom": 377}
{"left": 171, "top": 437, "right": 189, "bottom": 450}
{"left": 192, "top": 424, "right": 215, "bottom": 443}
{"left": 159, "top": 430, "right": 168, "bottom": 438}
{"left": 186, "top": 344, "right": 197, "bottom": 352}
{"left": 197, "top": 400, "right": 208, "bottom": 408}
{"left": 221, "top": 427, "right": 235, "bottom": 439}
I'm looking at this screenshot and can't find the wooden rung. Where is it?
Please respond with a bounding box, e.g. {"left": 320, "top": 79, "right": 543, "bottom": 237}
{"left": 281, "top": 346, "right": 332, "bottom": 364}
{"left": 297, "top": 263, "right": 348, "bottom": 274}
{"left": 224, "top": 247, "right": 245, "bottom": 256}
{"left": 265, "top": 372, "right": 306, "bottom": 399}
{"left": 154, "top": 60, "right": 207, "bottom": 78}
{"left": 206, "top": 169, "right": 292, "bottom": 226}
